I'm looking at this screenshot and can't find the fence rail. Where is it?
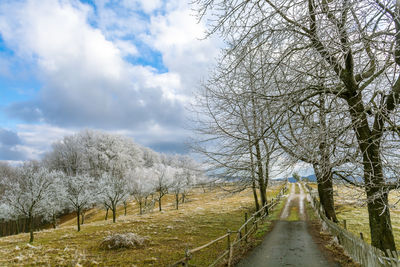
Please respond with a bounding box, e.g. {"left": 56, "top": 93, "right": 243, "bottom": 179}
{"left": 170, "top": 182, "right": 288, "bottom": 267}
{"left": 305, "top": 184, "right": 400, "bottom": 267}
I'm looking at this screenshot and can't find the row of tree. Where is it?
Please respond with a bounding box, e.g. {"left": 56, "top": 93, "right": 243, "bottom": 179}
{"left": 193, "top": 0, "right": 400, "bottom": 252}
{"left": 0, "top": 130, "right": 203, "bottom": 242}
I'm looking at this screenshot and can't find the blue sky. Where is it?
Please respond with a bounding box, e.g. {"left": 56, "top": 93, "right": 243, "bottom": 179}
{"left": 0, "top": 0, "right": 220, "bottom": 163}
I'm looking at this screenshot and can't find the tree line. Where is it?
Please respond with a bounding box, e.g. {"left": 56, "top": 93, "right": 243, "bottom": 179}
{"left": 0, "top": 130, "right": 203, "bottom": 242}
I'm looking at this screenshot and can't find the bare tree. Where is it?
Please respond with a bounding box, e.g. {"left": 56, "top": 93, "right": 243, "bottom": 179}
{"left": 194, "top": 0, "right": 400, "bottom": 251}
{"left": 1, "top": 164, "right": 60, "bottom": 242}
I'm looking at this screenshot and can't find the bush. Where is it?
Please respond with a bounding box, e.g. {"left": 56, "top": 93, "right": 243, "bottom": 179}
{"left": 99, "top": 233, "right": 148, "bottom": 250}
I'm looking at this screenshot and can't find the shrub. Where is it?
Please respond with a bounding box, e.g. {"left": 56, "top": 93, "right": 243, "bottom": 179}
{"left": 99, "top": 233, "right": 148, "bottom": 250}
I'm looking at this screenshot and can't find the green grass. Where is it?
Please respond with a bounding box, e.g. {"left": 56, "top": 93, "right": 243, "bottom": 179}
{"left": 331, "top": 184, "right": 400, "bottom": 248}
{"left": 0, "top": 185, "right": 286, "bottom": 266}
{"left": 286, "top": 206, "right": 300, "bottom": 221}
{"left": 295, "top": 184, "right": 300, "bottom": 194}
{"left": 305, "top": 201, "right": 317, "bottom": 221}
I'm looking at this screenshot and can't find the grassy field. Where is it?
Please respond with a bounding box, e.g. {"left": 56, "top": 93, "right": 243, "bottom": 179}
{"left": 309, "top": 183, "right": 400, "bottom": 248}
{"left": 0, "top": 184, "right": 285, "bottom": 266}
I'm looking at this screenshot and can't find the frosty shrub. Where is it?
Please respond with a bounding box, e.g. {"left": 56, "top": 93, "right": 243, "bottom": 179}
{"left": 99, "top": 233, "right": 148, "bottom": 250}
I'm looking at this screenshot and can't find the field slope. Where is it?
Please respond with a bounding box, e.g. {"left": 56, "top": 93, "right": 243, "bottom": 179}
{"left": 0, "top": 185, "right": 282, "bottom": 266}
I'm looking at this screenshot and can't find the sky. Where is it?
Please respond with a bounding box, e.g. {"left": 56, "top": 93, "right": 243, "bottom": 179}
{"left": 0, "top": 0, "right": 221, "bottom": 164}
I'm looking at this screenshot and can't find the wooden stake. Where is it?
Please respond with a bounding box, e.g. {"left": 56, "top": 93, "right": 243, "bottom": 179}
{"left": 245, "top": 213, "right": 248, "bottom": 243}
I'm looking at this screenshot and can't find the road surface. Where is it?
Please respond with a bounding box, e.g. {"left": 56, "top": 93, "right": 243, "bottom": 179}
{"left": 236, "top": 183, "right": 339, "bottom": 267}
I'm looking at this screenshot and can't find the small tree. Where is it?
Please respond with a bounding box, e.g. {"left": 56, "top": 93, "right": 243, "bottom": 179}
{"left": 98, "top": 173, "right": 129, "bottom": 223}
{"left": 42, "top": 176, "right": 67, "bottom": 229}
{"left": 170, "top": 168, "right": 185, "bottom": 210}
{"left": 1, "top": 165, "right": 60, "bottom": 242}
{"left": 153, "top": 164, "right": 173, "bottom": 211}
{"left": 292, "top": 172, "right": 301, "bottom": 183}
{"left": 63, "top": 174, "right": 96, "bottom": 231}
{"left": 127, "top": 168, "right": 155, "bottom": 215}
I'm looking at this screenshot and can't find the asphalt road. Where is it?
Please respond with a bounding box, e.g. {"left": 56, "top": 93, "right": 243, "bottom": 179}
{"left": 236, "top": 183, "right": 339, "bottom": 267}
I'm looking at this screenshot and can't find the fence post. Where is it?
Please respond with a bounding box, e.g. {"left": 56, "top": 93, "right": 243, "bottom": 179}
{"left": 227, "top": 230, "right": 231, "bottom": 250}
{"left": 227, "top": 230, "right": 232, "bottom": 267}
{"left": 184, "top": 247, "right": 190, "bottom": 267}
{"left": 343, "top": 220, "right": 347, "bottom": 230}
{"left": 245, "top": 213, "right": 248, "bottom": 243}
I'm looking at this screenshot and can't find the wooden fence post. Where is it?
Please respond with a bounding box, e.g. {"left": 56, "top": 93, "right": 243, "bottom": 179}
{"left": 227, "top": 230, "right": 233, "bottom": 267}
{"left": 245, "top": 213, "right": 248, "bottom": 243}
{"left": 227, "top": 230, "right": 230, "bottom": 250}
{"left": 184, "top": 248, "right": 190, "bottom": 267}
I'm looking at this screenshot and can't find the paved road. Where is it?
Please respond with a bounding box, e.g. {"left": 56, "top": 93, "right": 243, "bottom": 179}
{"left": 236, "top": 183, "right": 339, "bottom": 267}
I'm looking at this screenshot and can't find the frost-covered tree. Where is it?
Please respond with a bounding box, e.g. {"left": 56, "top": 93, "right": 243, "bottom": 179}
{"left": 170, "top": 168, "right": 185, "bottom": 210}
{"left": 42, "top": 175, "right": 68, "bottom": 229}
{"left": 142, "top": 147, "right": 160, "bottom": 168}
{"left": 97, "top": 173, "right": 129, "bottom": 223}
{"left": 78, "top": 130, "right": 143, "bottom": 178}
{"left": 0, "top": 164, "right": 61, "bottom": 242}
{"left": 127, "top": 168, "right": 155, "bottom": 215}
{"left": 63, "top": 174, "right": 97, "bottom": 231}
{"left": 174, "top": 156, "right": 200, "bottom": 204}
{"left": 44, "top": 130, "right": 144, "bottom": 179}
{"left": 44, "top": 135, "right": 84, "bottom": 176}
{"left": 153, "top": 164, "right": 173, "bottom": 211}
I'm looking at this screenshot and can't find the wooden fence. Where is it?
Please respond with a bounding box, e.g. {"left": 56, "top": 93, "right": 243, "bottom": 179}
{"left": 305, "top": 184, "right": 400, "bottom": 267}
{"left": 170, "top": 183, "right": 288, "bottom": 267}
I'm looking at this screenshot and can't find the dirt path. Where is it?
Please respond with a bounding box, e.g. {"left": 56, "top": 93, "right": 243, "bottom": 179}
{"left": 236, "top": 183, "right": 340, "bottom": 267}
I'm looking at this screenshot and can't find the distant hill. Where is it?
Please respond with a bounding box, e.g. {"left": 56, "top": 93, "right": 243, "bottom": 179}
{"left": 274, "top": 174, "right": 317, "bottom": 183}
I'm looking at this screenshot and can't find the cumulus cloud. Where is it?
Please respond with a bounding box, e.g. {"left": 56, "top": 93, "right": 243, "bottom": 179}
{"left": 146, "top": 2, "right": 220, "bottom": 97}
{"left": 0, "top": 128, "right": 25, "bottom": 160}
{"left": 0, "top": 0, "right": 220, "bottom": 160}
{"left": 0, "top": 0, "right": 186, "bottom": 129}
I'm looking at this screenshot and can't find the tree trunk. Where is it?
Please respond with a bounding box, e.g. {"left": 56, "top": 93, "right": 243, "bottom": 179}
{"left": 124, "top": 201, "right": 127, "bottom": 216}
{"left": 29, "top": 214, "right": 34, "bottom": 243}
{"left": 254, "top": 142, "right": 267, "bottom": 208}
{"left": 105, "top": 207, "right": 109, "bottom": 220}
{"left": 315, "top": 95, "right": 338, "bottom": 223}
{"left": 15, "top": 219, "right": 19, "bottom": 234}
{"left": 139, "top": 201, "right": 143, "bottom": 215}
{"left": 52, "top": 213, "right": 57, "bottom": 229}
{"left": 346, "top": 94, "right": 396, "bottom": 252}
{"left": 249, "top": 142, "right": 260, "bottom": 211}
{"left": 252, "top": 178, "right": 260, "bottom": 211}
{"left": 77, "top": 208, "right": 81, "bottom": 232}
{"left": 264, "top": 159, "right": 270, "bottom": 215}
{"left": 112, "top": 203, "right": 116, "bottom": 223}
{"left": 81, "top": 211, "right": 85, "bottom": 225}
{"left": 159, "top": 196, "right": 162, "bottom": 211}
{"left": 175, "top": 194, "right": 179, "bottom": 210}
{"left": 314, "top": 166, "right": 338, "bottom": 222}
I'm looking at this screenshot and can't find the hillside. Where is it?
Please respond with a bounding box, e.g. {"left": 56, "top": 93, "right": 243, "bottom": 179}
{"left": 0, "top": 185, "right": 283, "bottom": 266}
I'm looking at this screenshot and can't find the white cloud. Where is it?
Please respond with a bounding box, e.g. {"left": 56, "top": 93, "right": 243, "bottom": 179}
{"left": 0, "top": 0, "right": 221, "bottom": 159}
{"left": 146, "top": 2, "right": 220, "bottom": 97}
{"left": 16, "top": 124, "right": 75, "bottom": 159}
{"left": 114, "top": 39, "right": 139, "bottom": 57}
{"left": 122, "top": 0, "right": 162, "bottom": 14}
